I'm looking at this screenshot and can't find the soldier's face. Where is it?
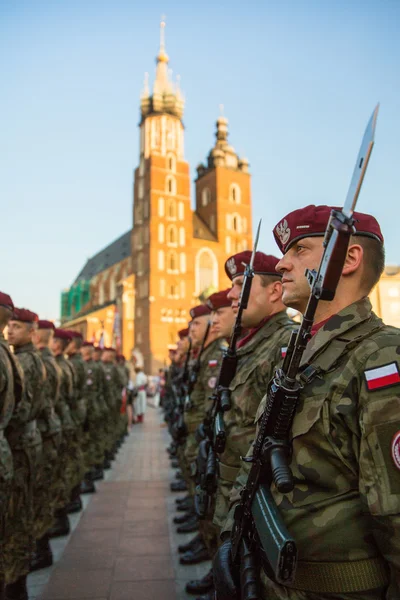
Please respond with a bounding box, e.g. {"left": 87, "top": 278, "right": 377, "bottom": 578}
{"left": 228, "top": 275, "right": 278, "bottom": 328}
{"left": 190, "top": 315, "right": 209, "bottom": 346}
{"left": 81, "top": 347, "right": 92, "bottom": 361}
{"left": 276, "top": 237, "right": 324, "bottom": 312}
{"left": 212, "top": 307, "right": 234, "bottom": 338}
{"left": 7, "top": 321, "right": 34, "bottom": 347}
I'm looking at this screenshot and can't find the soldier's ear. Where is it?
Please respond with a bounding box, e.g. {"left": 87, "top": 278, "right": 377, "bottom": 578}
{"left": 342, "top": 243, "right": 363, "bottom": 277}
{"left": 268, "top": 280, "right": 283, "bottom": 302}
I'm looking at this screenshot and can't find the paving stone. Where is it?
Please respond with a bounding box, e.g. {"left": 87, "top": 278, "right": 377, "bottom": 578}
{"left": 110, "top": 581, "right": 177, "bottom": 600}
{"left": 113, "top": 555, "right": 174, "bottom": 581}
{"left": 41, "top": 568, "right": 112, "bottom": 599}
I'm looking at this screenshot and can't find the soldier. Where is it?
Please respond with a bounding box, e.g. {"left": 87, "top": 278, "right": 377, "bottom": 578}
{"left": 5, "top": 308, "right": 45, "bottom": 600}
{"left": 51, "top": 329, "right": 84, "bottom": 519}
{"left": 0, "top": 292, "right": 23, "bottom": 600}
{"left": 80, "top": 341, "right": 106, "bottom": 481}
{"left": 184, "top": 290, "right": 236, "bottom": 596}
{"left": 176, "top": 304, "right": 225, "bottom": 555}
{"left": 101, "top": 347, "right": 121, "bottom": 462}
{"left": 30, "top": 319, "right": 63, "bottom": 571}
{"left": 92, "top": 345, "right": 112, "bottom": 469}
{"left": 216, "top": 206, "right": 400, "bottom": 599}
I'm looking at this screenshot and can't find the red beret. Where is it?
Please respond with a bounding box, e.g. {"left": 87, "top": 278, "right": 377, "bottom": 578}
{"left": 82, "top": 341, "right": 94, "bottom": 347}
{"left": 225, "top": 251, "right": 280, "bottom": 281}
{"left": 38, "top": 320, "right": 55, "bottom": 330}
{"left": 0, "top": 292, "right": 14, "bottom": 311}
{"left": 12, "top": 308, "right": 38, "bottom": 323}
{"left": 65, "top": 330, "right": 83, "bottom": 340}
{"left": 189, "top": 304, "right": 212, "bottom": 319}
{"left": 117, "top": 353, "right": 126, "bottom": 361}
{"left": 273, "top": 205, "right": 384, "bottom": 254}
{"left": 178, "top": 328, "right": 189, "bottom": 339}
{"left": 206, "top": 289, "right": 231, "bottom": 310}
{"left": 54, "top": 328, "right": 73, "bottom": 342}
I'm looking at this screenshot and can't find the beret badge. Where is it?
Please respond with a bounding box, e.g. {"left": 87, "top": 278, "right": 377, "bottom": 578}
{"left": 226, "top": 257, "right": 237, "bottom": 275}
{"left": 275, "top": 219, "right": 291, "bottom": 246}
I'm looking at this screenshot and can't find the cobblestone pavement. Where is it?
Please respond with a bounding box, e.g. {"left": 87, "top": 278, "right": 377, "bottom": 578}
{"left": 29, "top": 406, "right": 210, "bottom": 600}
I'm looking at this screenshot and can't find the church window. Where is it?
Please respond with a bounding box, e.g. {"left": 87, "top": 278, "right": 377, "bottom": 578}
{"left": 226, "top": 214, "right": 232, "bottom": 230}
{"left": 167, "top": 153, "right": 176, "bottom": 172}
{"left": 158, "top": 250, "right": 165, "bottom": 270}
{"left": 179, "top": 227, "right": 185, "bottom": 246}
{"left": 201, "top": 188, "right": 211, "bottom": 207}
{"left": 167, "top": 251, "right": 178, "bottom": 272}
{"left": 225, "top": 236, "right": 231, "bottom": 254}
{"left": 159, "top": 279, "right": 166, "bottom": 297}
{"left": 151, "top": 119, "right": 161, "bottom": 149}
{"left": 180, "top": 281, "right": 186, "bottom": 298}
{"left": 180, "top": 253, "right": 186, "bottom": 273}
{"left": 168, "top": 283, "right": 179, "bottom": 298}
{"left": 158, "top": 197, "right": 165, "bottom": 217}
{"left": 232, "top": 214, "right": 242, "bottom": 233}
{"left": 210, "top": 214, "right": 216, "bottom": 232}
{"left": 166, "top": 175, "right": 176, "bottom": 195}
{"left": 167, "top": 225, "right": 178, "bottom": 246}
{"left": 178, "top": 202, "right": 184, "bottom": 220}
{"left": 195, "top": 248, "right": 218, "bottom": 296}
{"left": 158, "top": 223, "right": 165, "bottom": 243}
{"left": 229, "top": 183, "right": 241, "bottom": 204}
{"left": 167, "top": 199, "right": 177, "bottom": 219}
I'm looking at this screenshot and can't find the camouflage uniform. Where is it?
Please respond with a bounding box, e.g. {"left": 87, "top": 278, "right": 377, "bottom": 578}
{"left": 0, "top": 335, "right": 22, "bottom": 580}
{"left": 4, "top": 342, "right": 45, "bottom": 584}
{"left": 35, "top": 347, "right": 62, "bottom": 539}
{"left": 184, "top": 338, "right": 224, "bottom": 493}
{"left": 83, "top": 358, "right": 104, "bottom": 469}
{"left": 102, "top": 362, "right": 121, "bottom": 451}
{"left": 213, "top": 312, "right": 293, "bottom": 529}
{"left": 225, "top": 298, "right": 400, "bottom": 599}
{"left": 55, "top": 354, "right": 82, "bottom": 500}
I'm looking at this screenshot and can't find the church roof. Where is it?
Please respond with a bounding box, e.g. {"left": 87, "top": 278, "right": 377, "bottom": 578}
{"left": 74, "top": 230, "right": 131, "bottom": 283}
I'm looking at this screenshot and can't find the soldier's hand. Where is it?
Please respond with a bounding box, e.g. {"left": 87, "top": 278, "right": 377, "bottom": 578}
{"left": 212, "top": 538, "right": 239, "bottom": 600}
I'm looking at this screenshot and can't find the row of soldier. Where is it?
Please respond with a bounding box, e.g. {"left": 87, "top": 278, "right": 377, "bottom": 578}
{"left": 163, "top": 204, "right": 399, "bottom": 600}
{"left": 0, "top": 303, "right": 130, "bottom": 600}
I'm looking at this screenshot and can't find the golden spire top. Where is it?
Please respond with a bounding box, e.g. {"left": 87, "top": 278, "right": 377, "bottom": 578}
{"left": 157, "top": 16, "right": 169, "bottom": 63}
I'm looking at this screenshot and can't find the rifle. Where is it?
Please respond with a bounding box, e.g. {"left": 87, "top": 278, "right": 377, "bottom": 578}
{"left": 195, "top": 222, "right": 262, "bottom": 518}
{"left": 229, "top": 105, "right": 380, "bottom": 600}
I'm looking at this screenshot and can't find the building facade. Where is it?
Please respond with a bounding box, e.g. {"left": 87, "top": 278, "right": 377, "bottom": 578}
{"left": 61, "top": 21, "right": 252, "bottom": 372}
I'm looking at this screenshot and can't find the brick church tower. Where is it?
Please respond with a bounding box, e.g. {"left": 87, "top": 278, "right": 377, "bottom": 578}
{"left": 132, "top": 21, "right": 252, "bottom": 373}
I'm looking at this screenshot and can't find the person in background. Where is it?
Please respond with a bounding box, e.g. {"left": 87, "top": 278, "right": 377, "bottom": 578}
{"left": 134, "top": 365, "right": 147, "bottom": 423}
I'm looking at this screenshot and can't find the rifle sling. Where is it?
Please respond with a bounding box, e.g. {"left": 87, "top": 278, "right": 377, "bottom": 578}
{"left": 287, "top": 556, "right": 388, "bottom": 594}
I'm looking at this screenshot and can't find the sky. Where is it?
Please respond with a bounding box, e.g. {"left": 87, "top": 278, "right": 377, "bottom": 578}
{"left": 1, "top": 0, "right": 399, "bottom": 320}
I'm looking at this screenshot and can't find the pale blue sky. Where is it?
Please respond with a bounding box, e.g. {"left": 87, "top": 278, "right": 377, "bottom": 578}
{"left": 1, "top": 0, "right": 399, "bottom": 319}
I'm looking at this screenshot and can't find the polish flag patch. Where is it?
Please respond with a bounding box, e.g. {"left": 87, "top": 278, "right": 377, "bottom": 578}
{"left": 208, "top": 359, "right": 218, "bottom": 368}
{"left": 281, "top": 347, "right": 287, "bottom": 359}
{"left": 364, "top": 362, "right": 400, "bottom": 391}
{"left": 392, "top": 432, "right": 400, "bottom": 471}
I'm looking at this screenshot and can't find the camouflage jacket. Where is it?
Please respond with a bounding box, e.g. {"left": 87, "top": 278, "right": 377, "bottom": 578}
{"left": 220, "top": 311, "right": 294, "bottom": 470}
{"left": 184, "top": 338, "right": 225, "bottom": 430}
{"left": 0, "top": 334, "right": 22, "bottom": 431}
{"left": 84, "top": 359, "right": 104, "bottom": 419}
{"left": 226, "top": 298, "right": 400, "bottom": 596}
{"left": 66, "top": 353, "right": 87, "bottom": 425}
{"left": 37, "top": 346, "right": 62, "bottom": 437}
{"left": 102, "top": 362, "right": 121, "bottom": 411}
{"left": 92, "top": 359, "right": 108, "bottom": 417}
{"left": 55, "top": 354, "right": 76, "bottom": 433}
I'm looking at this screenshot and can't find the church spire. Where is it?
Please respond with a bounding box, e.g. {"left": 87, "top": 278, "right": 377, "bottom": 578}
{"left": 139, "top": 19, "right": 185, "bottom": 122}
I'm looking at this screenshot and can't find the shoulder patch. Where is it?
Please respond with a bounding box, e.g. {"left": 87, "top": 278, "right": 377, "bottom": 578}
{"left": 391, "top": 431, "right": 400, "bottom": 471}
{"left": 364, "top": 362, "right": 400, "bottom": 391}
{"left": 208, "top": 359, "right": 218, "bottom": 368}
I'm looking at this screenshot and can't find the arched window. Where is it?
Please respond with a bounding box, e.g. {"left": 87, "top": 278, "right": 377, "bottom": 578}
{"left": 158, "top": 223, "right": 165, "bottom": 243}
{"left": 166, "top": 175, "right": 176, "bottom": 195}
{"left": 178, "top": 202, "right": 184, "bottom": 220}
{"left": 167, "top": 199, "right": 177, "bottom": 219}
{"left": 158, "top": 250, "right": 165, "bottom": 270}
{"left": 158, "top": 197, "right": 165, "bottom": 217}
{"left": 226, "top": 214, "right": 232, "bottom": 230}
{"left": 169, "top": 283, "right": 179, "bottom": 298}
{"left": 167, "top": 225, "right": 178, "bottom": 245}
{"left": 179, "top": 227, "right": 185, "bottom": 246}
{"left": 167, "top": 154, "right": 176, "bottom": 172}
{"left": 232, "top": 214, "right": 241, "bottom": 233}
{"left": 180, "top": 253, "right": 186, "bottom": 273}
{"left": 167, "top": 251, "right": 178, "bottom": 272}
{"left": 195, "top": 248, "right": 218, "bottom": 296}
{"left": 180, "top": 280, "right": 186, "bottom": 298}
{"left": 201, "top": 187, "right": 211, "bottom": 207}
{"left": 229, "top": 183, "right": 241, "bottom": 204}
